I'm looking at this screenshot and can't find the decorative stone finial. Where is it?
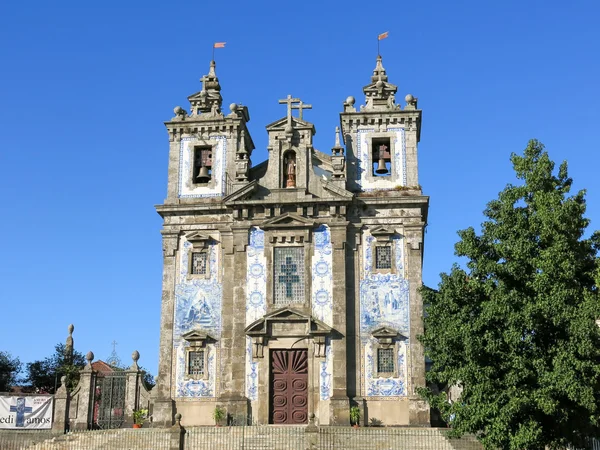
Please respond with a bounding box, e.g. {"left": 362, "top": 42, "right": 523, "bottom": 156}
{"left": 173, "top": 106, "right": 187, "bottom": 121}
{"left": 85, "top": 351, "right": 94, "bottom": 370}
{"left": 65, "top": 324, "right": 74, "bottom": 364}
{"left": 362, "top": 55, "right": 398, "bottom": 111}
{"left": 188, "top": 61, "right": 223, "bottom": 116}
{"left": 404, "top": 94, "right": 418, "bottom": 109}
{"left": 345, "top": 96, "right": 355, "bottom": 106}
{"left": 334, "top": 126, "right": 341, "bottom": 147}
{"left": 174, "top": 413, "right": 182, "bottom": 427}
{"left": 130, "top": 350, "right": 140, "bottom": 371}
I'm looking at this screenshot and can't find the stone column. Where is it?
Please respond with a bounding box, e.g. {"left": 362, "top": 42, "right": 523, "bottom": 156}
{"left": 52, "top": 376, "right": 70, "bottom": 432}
{"left": 153, "top": 231, "right": 179, "bottom": 426}
{"left": 72, "top": 352, "right": 96, "bottom": 430}
{"left": 328, "top": 222, "right": 350, "bottom": 425}
{"left": 217, "top": 227, "right": 249, "bottom": 421}
{"left": 124, "top": 351, "right": 142, "bottom": 427}
{"left": 405, "top": 225, "right": 430, "bottom": 425}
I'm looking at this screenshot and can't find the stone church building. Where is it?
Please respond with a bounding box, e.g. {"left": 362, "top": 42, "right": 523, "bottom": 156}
{"left": 153, "top": 56, "right": 429, "bottom": 427}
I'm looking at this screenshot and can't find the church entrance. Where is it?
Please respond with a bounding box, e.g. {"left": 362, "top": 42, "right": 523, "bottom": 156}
{"left": 270, "top": 349, "right": 308, "bottom": 424}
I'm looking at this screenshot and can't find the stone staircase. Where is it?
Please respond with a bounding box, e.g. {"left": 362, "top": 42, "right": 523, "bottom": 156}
{"left": 2, "top": 426, "right": 484, "bottom": 450}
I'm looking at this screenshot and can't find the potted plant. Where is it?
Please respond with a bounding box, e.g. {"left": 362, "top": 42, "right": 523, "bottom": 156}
{"left": 132, "top": 408, "right": 148, "bottom": 428}
{"left": 350, "top": 406, "right": 361, "bottom": 428}
{"left": 213, "top": 406, "right": 226, "bottom": 427}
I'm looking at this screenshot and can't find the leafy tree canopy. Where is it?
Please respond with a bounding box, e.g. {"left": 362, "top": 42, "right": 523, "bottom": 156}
{"left": 25, "top": 343, "right": 86, "bottom": 393}
{"left": 419, "top": 140, "right": 600, "bottom": 450}
{"left": 0, "top": 351, "right": 22, "bottom": 392}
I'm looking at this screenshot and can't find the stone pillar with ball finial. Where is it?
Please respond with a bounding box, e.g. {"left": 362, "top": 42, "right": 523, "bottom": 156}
{"left": 72, "top": 351, "right": 97, "bottom": 430}
{"left": 124, "top": 350, "right": 144, "bottom": 427}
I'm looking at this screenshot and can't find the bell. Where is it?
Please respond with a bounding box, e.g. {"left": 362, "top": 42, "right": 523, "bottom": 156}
{"left": 375, "top": 159, "right": 388, "bottom": 174}
{"left": 196, "top": 166, "right": 210, "bottom": 182}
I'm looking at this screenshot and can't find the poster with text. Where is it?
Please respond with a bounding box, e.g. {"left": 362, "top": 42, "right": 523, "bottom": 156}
{"left": 0, "top": 396, "right": 53, "bottom": 429}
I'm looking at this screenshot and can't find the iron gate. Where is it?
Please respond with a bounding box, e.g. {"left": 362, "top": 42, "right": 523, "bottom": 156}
{"left": 93, "top": 371, "right": 126, "bottom": 429}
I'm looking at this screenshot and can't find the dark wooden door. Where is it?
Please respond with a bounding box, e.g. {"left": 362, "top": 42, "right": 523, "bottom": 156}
{"left": 270, "top": 349, "right": 308, "bottom": 424}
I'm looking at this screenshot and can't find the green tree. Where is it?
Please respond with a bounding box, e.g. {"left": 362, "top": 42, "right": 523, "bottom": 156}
{"left": 419, "top": 140, "right": 600, "bottom": 450}
{"left": 25, "top": 343, "right": 86, "bottom": 393}
{"left": 0, "top": 351, "right": 22, "bottom": 392}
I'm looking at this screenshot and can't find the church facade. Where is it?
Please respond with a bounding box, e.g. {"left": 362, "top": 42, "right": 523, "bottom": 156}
{"left": 153, "top": 57, "right": 430, "bottom": 426}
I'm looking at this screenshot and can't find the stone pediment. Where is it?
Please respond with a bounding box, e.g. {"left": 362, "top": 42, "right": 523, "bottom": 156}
{"left": 223, "top": 180, "right": 258, "bottom": 204}
{"left": 371, "top": 326, "right": 400, "bottom": 339}
{"left": 265, "top": 116, "right": 315, "bottom": 132}
{"left": 185, "top": 231, "right": 213, "bottom": 246}
{"left": 245, "top": 307, "right": 332, "bottom": 338}
{"left": 370, "top": 226, "right": 398, "bottom": 241}
{"left": 321, "top": 180, "right": 354, "bottom": 199}
{"left": 181, "top": 330, "right": 214, "bottom": 346}
{"left": 262, "top": 212, "right": 315, "bottom": 230}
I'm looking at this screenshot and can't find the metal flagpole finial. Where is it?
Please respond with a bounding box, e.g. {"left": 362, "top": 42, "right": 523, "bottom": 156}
{"left": 212, "top": 41, "right": 226, "bottom": 61}
{"left": 377, "top": 31, "right": 389, "bottom": 56}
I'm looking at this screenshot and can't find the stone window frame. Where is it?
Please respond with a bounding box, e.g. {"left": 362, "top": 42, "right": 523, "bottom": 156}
{"left": 262, "top": 214, "right": 314, "bottom": 316}
{"left": 370, "top": 230, "right": 398, "bottom": 275}
{"left": 272, "top": 245, "right": 306, "bottom": 306}
{"left": 185, "top": 233, "right": 213, "bottom": 280}
{"left": 190, "top": 143, "right": 217, "bottom": 190}
{"left": 188, "top": 248, "right": 210, "bottom": 279}
{"left": 371, "top": 327, "right": 403, "bottom": 379}
{"left": 182, "top": 332, "right": 212, "bottom": 381}
{"left": 187, "top": 349, "right": 206, "bottom": 378}
{"left": 264, "top": 238, "right": 312, "bottom": 315}
{"left": 364, "top": 131, "right": 397, "bottom": 183}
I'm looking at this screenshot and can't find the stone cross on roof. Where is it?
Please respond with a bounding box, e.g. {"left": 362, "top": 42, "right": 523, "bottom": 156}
{"left": 278, "top": 94, "right": 312, "bottom": 125}
{"left": 291, "top": 100, "right": 312, "bottom": 120}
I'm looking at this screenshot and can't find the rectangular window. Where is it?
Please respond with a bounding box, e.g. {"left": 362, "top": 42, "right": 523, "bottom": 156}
{"left": 372, "top": 137, "right": 391, "bottom": 176}
{"left": 188, "top": 350, "right": 205, "bottom": 376}
{"left": 191, "top": 252, "right": 208, "bottom": 275}
{"left": 377, "top": 348, "right": 394, "bottom": 374}
{"left": 274, "top": 247, "right": 305, "bottom": 304}
{"left": 375, "top": 246, "right": 392, "bottom": 269}
{"left": 193, "top": 147, "right": 213, "bottom": 183}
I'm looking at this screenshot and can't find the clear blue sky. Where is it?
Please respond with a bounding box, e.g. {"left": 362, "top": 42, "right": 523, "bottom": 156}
{"left": 1, "top": 0, "right": 599, "bottom": 378}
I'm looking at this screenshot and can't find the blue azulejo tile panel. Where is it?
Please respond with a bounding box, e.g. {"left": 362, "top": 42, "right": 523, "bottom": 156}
{"left": 178, "top": 136, "right": 227, "bottom": 198}
{"left": 387, "top": 128, "right": 407, "bottom": 186}
{"left": 245, "top": 227, "right": 265, "bottom": 402}
{"left": 312, "top": 225, "right": 333, "bottom": 400}
{"left": 245, "top": 336, "right": 258, "bottom": 401}
{"left": 360, "top": 229, "right": 410, "bottom": 397}
{"left": 364, "top": 338, "right": 408, "bottom": 397}
{"left": 173, "top": 237, "right": 222, "bottom": 398}
{"left": 356, "top": 129, "right": 375, "bottom": 187}
{"left": 356, "top": 128, "right": 406, "bottom": 191}
{"left": 320, "top": 338, "right": 332, "bottom": 400}
{"left": 174, "top": 339, "right": 217, "bottom": 397}
{"left": 312, "top": 225, "right": 333, "bottom": 327}
{"left": 246, "top": 227, "right": 266, "bottom": 325}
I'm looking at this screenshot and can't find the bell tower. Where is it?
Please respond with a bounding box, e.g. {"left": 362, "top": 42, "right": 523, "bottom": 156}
{"left": 340, "top": 55, "right": 421, "bottom": 193}
{"left": 163, "top": 60, "right": 255, "bottom": 203}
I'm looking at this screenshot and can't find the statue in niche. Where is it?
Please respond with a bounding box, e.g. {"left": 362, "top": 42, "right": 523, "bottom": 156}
{"left": 284, "top": 152, "right": 296, "bottom": 188}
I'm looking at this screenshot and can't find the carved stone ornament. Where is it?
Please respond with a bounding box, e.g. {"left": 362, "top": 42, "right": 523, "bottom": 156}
{"left": 252, "top": 336, "right": 265, "bottom": 358}
{"left": 182, "top": 329, "right": 213, "bottom": 348}
{"left": 245, "top": 307, "right": 332, "bottom": 359}
{"left": 371, "top": 326, "right": 405, "bottom": 348}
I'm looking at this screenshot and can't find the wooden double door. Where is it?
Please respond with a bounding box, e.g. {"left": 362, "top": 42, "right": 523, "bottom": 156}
{"left": 270, "top": 349, "right": 308, "bottom": 424}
